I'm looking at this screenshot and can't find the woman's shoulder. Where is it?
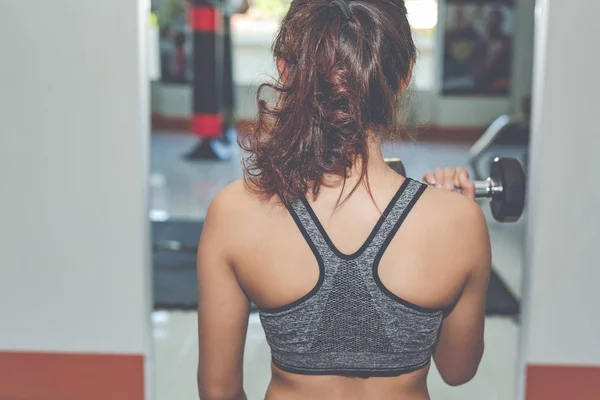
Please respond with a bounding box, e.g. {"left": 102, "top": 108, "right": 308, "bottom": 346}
{"left": 418, "top": 184, "right": 486, "bottom": 228}
{"left": 205, "top": 179, "right": 281, "bottom": 226}
{"left": 412, "top": 184, "right": 490, "bottom": 265}
{"left": 202, "top": 179, "right": 289, "bottom": 259}
{"left": 208, "top": 178, "right": 262, "bottom": 211}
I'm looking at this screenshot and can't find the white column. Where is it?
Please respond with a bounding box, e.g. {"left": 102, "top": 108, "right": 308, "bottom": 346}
{"left": 511, "top": 0, "right": 535, "bottom": 113}
{"left": 519, "top": 0, "right": 600, "bottom": 398}
{"left": 0, "top": 0, "right": 152, "bottom": 398}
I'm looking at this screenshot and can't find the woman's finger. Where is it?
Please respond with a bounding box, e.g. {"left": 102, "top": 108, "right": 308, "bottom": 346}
{"left": 443, "top": 168, "right": 456, "bottom": 190}
{"left": 454, "top": 168, "right": 462, "bottom": 188}
{"left": 458, "top": 168, "right": 475, "bottom": 200}
{"left": 422, "top": 172, "right": 436, "bottom": 186}
{"left": 434, "top": 168, "right": 445, "bottom": 188}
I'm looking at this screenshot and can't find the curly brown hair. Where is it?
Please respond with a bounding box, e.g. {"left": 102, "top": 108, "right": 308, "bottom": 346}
{"left": 241, "top": 0, "right": 416, "bottom": 206}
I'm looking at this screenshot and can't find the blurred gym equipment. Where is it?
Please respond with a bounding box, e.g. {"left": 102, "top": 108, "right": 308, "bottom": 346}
{"left": 185, "top": 0, "right": 236, "bottom": 161}
{"left": 385, "top": 157, "right": 526, "bottom": 223}
{"left": 469, "top": 96, "right": 531, "bottom": 180}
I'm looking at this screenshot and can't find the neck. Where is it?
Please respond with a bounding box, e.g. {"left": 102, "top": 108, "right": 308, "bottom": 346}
{"left": 320, "top": 134, "right": 395, "bottom": 191}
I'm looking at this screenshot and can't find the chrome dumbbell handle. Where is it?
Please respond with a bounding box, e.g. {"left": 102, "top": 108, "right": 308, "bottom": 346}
{"left": 474, "top": 178, "right": 503, "bottom": 199}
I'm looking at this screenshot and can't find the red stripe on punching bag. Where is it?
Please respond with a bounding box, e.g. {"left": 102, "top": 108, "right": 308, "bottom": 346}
{"left": 192, "top": 114, "right": 223, "bottom": 139}
{"left": 189, "top": 7, "right": 221, "bottom": 33}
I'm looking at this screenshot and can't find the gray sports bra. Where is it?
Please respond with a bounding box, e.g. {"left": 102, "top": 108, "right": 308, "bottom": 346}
{"left": 258, "top": 178, "right": 444, "bottom": 378}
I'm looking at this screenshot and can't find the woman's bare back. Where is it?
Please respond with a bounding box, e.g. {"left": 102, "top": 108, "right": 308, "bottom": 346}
{"left": 202, "top": 171, "right": 489, "bottom": 400}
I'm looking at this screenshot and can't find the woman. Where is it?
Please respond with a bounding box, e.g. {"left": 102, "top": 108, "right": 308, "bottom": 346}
{"left": 196, "top": 0, "right": 491, "bottom": 399}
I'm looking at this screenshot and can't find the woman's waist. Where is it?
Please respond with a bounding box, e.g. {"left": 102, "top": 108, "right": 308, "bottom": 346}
{"left": 265, "top": 361, "right": 430, "bottom": 400}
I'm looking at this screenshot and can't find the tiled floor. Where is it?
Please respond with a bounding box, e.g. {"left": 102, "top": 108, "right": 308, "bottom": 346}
{"left": 150, "top": 132, "right": 526, "bottom": 400}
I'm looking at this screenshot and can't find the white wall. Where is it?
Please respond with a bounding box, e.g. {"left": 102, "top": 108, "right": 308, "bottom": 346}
{"left": 0, "top": 0, "right": 151, "bottom": 359}
{"left": 519, "top": 0, "right": 600, "bottom": 395}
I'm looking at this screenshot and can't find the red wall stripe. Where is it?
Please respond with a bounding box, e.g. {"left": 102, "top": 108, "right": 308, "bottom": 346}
{"left": 192, "top": 113, "right": 223, "bottom": 138}
{"left": 0, "top": 351, "right": 144, "bottom": 400}
{"left": 526, "top": 364, "right": 600, "bottom": 400}
{"left": 189, "top": 7, "right": 222, "bottom": 33}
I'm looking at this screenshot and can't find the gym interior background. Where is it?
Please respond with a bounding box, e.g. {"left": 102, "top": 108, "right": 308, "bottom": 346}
{"left": 0, "top": 0, "right": 598, "bottom": 399}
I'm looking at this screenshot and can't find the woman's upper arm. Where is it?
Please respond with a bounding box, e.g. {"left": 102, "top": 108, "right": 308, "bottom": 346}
{"left": 197, "top": 189, "right": 250, "bottom": 399}
{"left": 433, "top": 202, "right": 491, "bottom": 386}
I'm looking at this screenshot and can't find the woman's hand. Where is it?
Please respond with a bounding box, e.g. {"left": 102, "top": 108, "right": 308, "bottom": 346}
{"left": 422, "top": 167, "right": 475, "bottom": 200}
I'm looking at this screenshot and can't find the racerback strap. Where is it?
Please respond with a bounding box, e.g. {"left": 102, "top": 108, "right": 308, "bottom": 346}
{"left": 287, "top": 178, "right": 426, "bottom": 262}
{"left": 366, "top": 178, "right": 426, "bottom": 257}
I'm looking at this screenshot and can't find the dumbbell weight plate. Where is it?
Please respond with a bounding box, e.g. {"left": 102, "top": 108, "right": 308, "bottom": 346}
{"left": 490, "top": 157, "right": 526, "bottom": 223}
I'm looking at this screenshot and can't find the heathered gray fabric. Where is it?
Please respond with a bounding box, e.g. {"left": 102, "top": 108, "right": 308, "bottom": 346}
{"left": 258, "top": 178, "right": 443, "bottom": 376}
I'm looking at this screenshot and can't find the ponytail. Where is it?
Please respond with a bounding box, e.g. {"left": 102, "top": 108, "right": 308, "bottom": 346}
{"left": 241, "top": 0, "right": 416, "bottom": 206}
